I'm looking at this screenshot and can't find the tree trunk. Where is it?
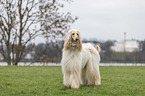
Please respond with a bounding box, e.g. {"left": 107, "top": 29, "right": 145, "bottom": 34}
{"left": 7, "top": 60, "right": 11, "bottom": 66}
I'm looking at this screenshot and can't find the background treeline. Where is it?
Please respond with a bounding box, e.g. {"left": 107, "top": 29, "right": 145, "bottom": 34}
{"left": 83, "top": 39, "right": 145, "bottom": 63}
{"left": 2, "top": 39, "right": 143, "bottom": 63}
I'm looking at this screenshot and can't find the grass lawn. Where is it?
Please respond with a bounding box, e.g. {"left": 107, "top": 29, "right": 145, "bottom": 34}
{"left": 0, "top": 66, "right": 145, "bottom": 96}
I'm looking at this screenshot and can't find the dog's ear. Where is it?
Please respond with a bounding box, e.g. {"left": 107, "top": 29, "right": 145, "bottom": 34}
{"left": 63, "top": 32, "right": 71, "bottom": 51}
{"left": 77, "top": 32, "right": 82, "bottom": 51}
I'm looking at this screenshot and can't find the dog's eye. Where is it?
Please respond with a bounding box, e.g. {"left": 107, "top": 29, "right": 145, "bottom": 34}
{"left": 72, "top": 33, "right": 74, "bottom": 35}
{"left": 77, "top": 33, "right": 79, "bottom": 36}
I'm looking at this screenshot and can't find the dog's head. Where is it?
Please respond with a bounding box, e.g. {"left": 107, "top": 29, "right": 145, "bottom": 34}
{"left": 63, "top": 29, "right": 82, "bottom": 51}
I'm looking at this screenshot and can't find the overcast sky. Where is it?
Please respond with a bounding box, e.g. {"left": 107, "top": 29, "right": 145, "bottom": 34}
{"left": 34, "top": 0, "right": 145, "bottom": 44}
{"left": 62, "top": 0, "right": 145, "bottom": 41}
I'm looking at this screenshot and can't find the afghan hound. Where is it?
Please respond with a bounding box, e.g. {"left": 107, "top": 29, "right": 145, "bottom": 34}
{"left": 61, "top": 29, "right": 101, "bottom": 88}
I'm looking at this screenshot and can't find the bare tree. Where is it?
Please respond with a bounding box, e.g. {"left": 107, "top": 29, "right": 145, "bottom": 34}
{"left": 0, "top": 0, "right": 77, "bottom": 65}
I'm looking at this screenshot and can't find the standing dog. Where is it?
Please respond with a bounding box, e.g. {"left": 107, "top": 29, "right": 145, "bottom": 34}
{"left": 61, "top": 29, "right": 101, "bottom": 88}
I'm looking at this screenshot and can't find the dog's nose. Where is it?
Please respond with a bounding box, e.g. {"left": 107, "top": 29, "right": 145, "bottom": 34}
{"left": 76, "top": 39, "right": 79, "bottom": 41}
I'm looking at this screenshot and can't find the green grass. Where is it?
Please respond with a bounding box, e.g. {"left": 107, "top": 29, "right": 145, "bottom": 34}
{"left": 0, "top": 66, "right": 145, "bottom": 96}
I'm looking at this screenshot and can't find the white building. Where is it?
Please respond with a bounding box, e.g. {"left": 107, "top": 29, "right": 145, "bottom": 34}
{"left": 111, "top": 40, "right": 140, "bottom": 52}
{"left": 25, "top": 53, "right": 32, "bottom": 60}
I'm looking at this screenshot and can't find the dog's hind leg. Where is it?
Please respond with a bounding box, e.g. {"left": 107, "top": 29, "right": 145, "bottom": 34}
{"left": 91, "top": 56, "right": 101, "bottom": 86}
{"left": 94, "top": 67, "right": 101, "bottom": 85}
{"left": 85, "top": 57, "right": 96, "bottom": 85}
{"left": 85, "top": 56, "right": 101, "bottom": 85}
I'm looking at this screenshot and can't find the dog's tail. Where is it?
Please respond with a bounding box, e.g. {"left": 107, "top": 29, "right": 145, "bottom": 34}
{"left": 96, "top": 45, "right": 100, "bottom": 52}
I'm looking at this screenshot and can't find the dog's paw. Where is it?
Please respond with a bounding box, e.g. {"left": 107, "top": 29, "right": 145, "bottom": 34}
{"left": 63, "top": 82, "right": 70, "bottom": 88}
{"left": 67, "top": 85, "right": 70, "bottom": 88}
{"left": 95, "top": 81, "right": 101, "bottom": 86}
{"left": 71, "top": 84, "right": 79, "bottom": 89}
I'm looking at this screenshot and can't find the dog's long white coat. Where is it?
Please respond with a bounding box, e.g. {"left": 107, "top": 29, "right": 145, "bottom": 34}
{"left": 62, "top": 43, "right": 101, "bottom": 88}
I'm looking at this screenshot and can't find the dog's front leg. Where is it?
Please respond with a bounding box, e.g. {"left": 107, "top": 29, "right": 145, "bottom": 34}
{"left": 63, "top": 68, "right": 80, "bottom": 88}
{"left": 63, "top": 72, "right": 71, "bottom": 88}
{"left": 70, "top": 70, "right": 80, "bottom": 88}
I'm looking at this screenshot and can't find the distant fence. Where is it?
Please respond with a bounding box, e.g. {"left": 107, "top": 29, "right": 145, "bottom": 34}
{"left": 0, "top": 62, "right": 145, "bottom": 66}
{"left": 99, "top": 63, "right": 145, "bottom": 66}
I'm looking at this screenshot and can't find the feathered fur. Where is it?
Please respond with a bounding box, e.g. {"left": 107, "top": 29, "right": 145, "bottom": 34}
{"left": 61, "top": 29, "right": 101, "bottom": 88}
